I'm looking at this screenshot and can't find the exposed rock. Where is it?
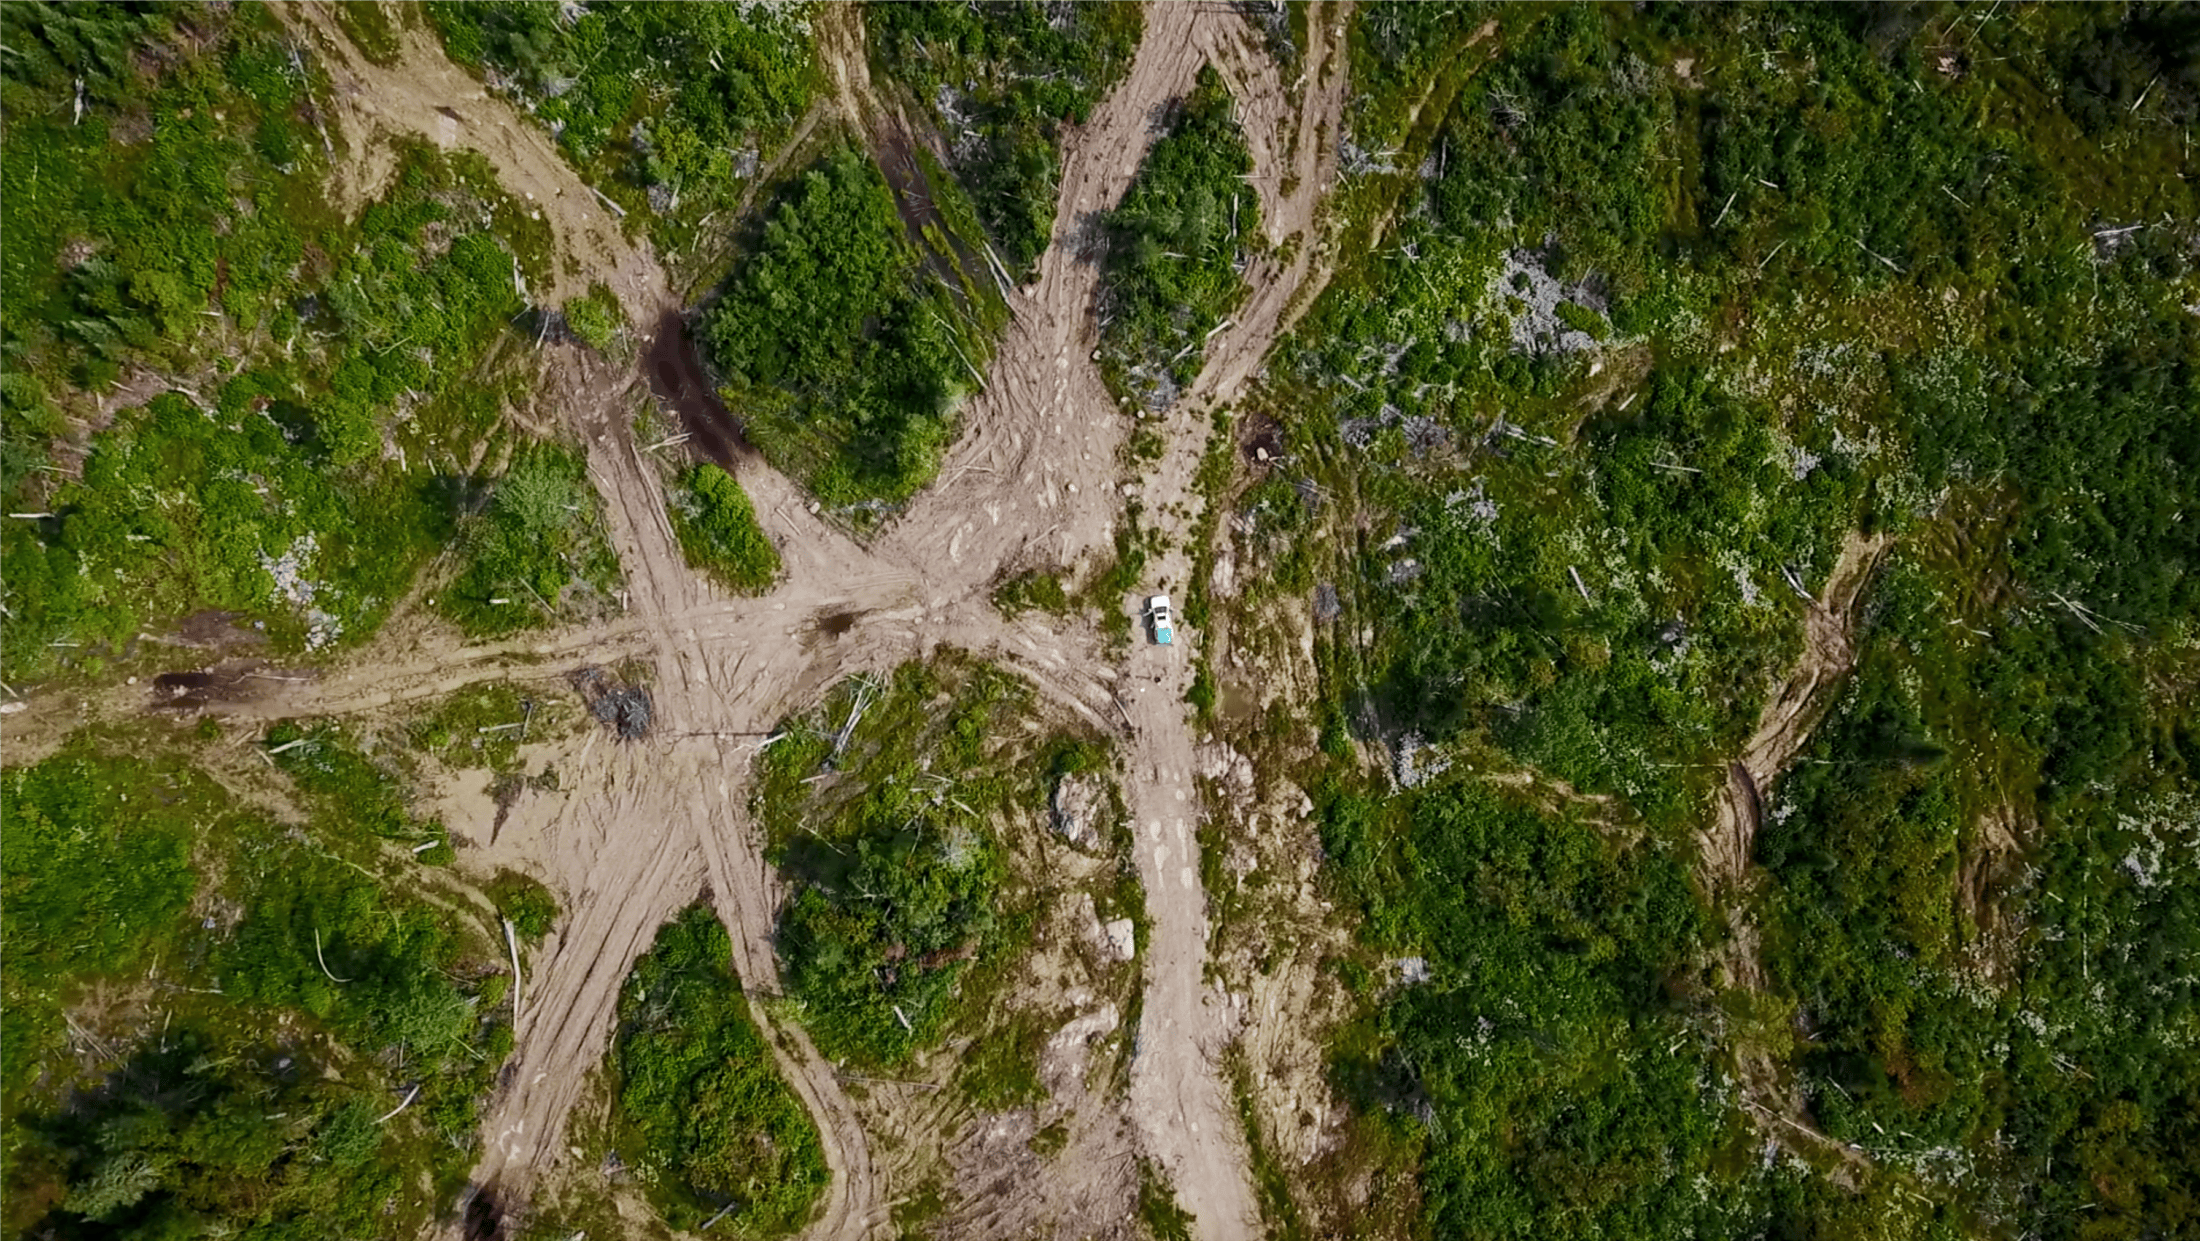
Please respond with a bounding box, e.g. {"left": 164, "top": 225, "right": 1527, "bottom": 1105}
{"left": 1103, "top": 918, "right": 1137, "bottom": 962}
{"left": 1050, "top": 772, "right": 1107, "bottom": 847}
{"left": 1313, "top": 581, "right": 1341, "bottom": 623}
{"left": 1074, "top": 892, "right": 1136, "bottom": 962}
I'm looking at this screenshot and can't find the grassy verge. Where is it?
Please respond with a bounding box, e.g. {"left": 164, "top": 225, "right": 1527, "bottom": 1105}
{"left": 436, "top": 440, "right": 623, "bottom": 639}
{"left": 870, "top": 2, "right": 1141, "bottom": 278}
{"left": 424, "top": 0, "right": 818, "bottom": 278}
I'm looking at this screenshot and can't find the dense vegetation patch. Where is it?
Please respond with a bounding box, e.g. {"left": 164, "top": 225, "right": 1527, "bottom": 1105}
{"left": 607, "top": 905, "right": 826, "bottom": 1235}
{"left": 436, "top": 439, "right": 623, "bottom": 638}
{"left": 700, "top": 145, "right": 998, "bottom": 516}
{"left": 756, "top": 658, "right": 1115, "bottom": 1073}
{"left": 3, "top": 733, "right": 522, "bottom": 1239}
{"left": 871, "top": 1, "right": 1142, "bottom": 277}
{"left": 0, "top": 1, "right": 590, "bottom": 680}
{"left": 1098, "top": 66, "right": 1260, "bottom": 408}
{"left": 487, "top": 869, "right": 560, "bottom": 944}
{"left": 426, "top": 0, "right": 817, "bottom": 265}
{"left": 668, "top": 462, "right": 781, "bottom": 594}
{"left": 1315, "top": 778, "right": 1817, "bottom": 1238}
{"left": 1228, "top": 3, "right": 2200, "bottom": 1237}
{"left": 758, "top": 662, "right": 1018, "bottom": 1066}
{"left": 1757, "top": 564, "right": 2199, "bottom": 1236}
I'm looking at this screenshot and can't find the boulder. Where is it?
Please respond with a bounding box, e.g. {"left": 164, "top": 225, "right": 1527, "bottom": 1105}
{"left": 1103, "top": 918, "right": 1137, "bottom": 962}
{"left": 1050, "top": 772, "right": 1107, "bottom": 847}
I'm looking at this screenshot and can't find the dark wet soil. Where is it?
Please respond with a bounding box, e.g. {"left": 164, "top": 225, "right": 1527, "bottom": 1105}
{"left": 1240, "top": 412, "right": 1284, "bottom": 466}
{"left": 460, "top": 1184, "right": 506, "bottom": 1241}
{"left": 149, "top": 660, "right": 308, "bottom": 709}
{"left": 868, "top": 126, "right": 993, "bottom": 303}
{"left": 643, "top": 310, "right": 756, "bottom": 474}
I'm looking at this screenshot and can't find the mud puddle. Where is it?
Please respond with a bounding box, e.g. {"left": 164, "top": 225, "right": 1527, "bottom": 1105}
{"left": 644, "top": 310, "right": 755, "bottom": 473}
{"left": 150, "top": 660, "right": 313, "bottom": 710}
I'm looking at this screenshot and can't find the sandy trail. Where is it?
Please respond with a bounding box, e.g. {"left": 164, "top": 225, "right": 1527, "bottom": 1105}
{"left": 877, "top": 1, "right": 1207, "bottom": 595}
{"left": 1702, "top": 529, "right": 1890, "bottom": 1180}
{"left": 1702, "top": 530, "right": 1893, "bottom": 893}
{"left": 19, "top": 6, "right": 1352, "bottom": 1238}
{"left": 1097, "top": 9, "right": 1353, "bottom": 1240}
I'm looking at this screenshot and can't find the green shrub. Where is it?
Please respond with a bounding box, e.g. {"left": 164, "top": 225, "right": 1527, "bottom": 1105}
{"left": 669, "top": 463, "right": 780, "bottom": 594}
{"left": 1138, "top": 1162, "right": 1197, "bottom": 1241}
{"left": 759, "top": 661, "right": 1060, "bottom": 1068}
{"left": 991, "top": 569, "right": 1068, "bottom": 618}
{"left": 780, "top": 824, "right": 1003, "bottom": 1067}
{"left": 488, "top": 870, "right": 560, "bottom": 943}
{"left": 698, "top": 146, "right": 985, "bottom": 514}
{"left": 563, "top": 282, "right": 623, "bottom": 352}
{"left": 611, "top": 905, "right": 826, "bottom": 1235}
{"left": 1553, "top": 300, "right": 1608, "bottom": 339}
{"left": 1098, "top": 66, "right": 1259, "bottom": 406}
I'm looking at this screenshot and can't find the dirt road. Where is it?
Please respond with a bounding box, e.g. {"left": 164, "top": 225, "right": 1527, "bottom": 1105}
{"left": 58, "top": 6, "right": 1356, "bottom": 1238}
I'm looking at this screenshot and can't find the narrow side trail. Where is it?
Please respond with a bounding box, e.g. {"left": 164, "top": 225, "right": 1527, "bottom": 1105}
{"left": 279, "top": 1, "right": 667, "bottom": 322}
{"left": 1192, "top": 1, "right": 1353, "bottom": 406}
{"left": 1703, "top": 529, "right": 1891, "bottom": 1180}
{"left": 1703, "top": 530, "right": 1894, "bottom": 904}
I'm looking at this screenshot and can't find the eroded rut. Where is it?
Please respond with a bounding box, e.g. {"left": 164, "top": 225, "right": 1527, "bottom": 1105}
{"left": 1703, "top": 529, "right": 1892, "bottom": 1180}
{"left": 45, "top": 5, "right": 1357, "bottom": 1239}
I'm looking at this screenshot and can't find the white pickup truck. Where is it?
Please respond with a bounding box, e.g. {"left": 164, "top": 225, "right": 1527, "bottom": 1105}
{"left": 1147, "top": 594, "right": 1173, "bottom": 645}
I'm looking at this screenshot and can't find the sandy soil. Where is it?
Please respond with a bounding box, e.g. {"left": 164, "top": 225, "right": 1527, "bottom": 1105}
{"left": 8, "top": 6, "right": 1355, "bottom": 1238}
